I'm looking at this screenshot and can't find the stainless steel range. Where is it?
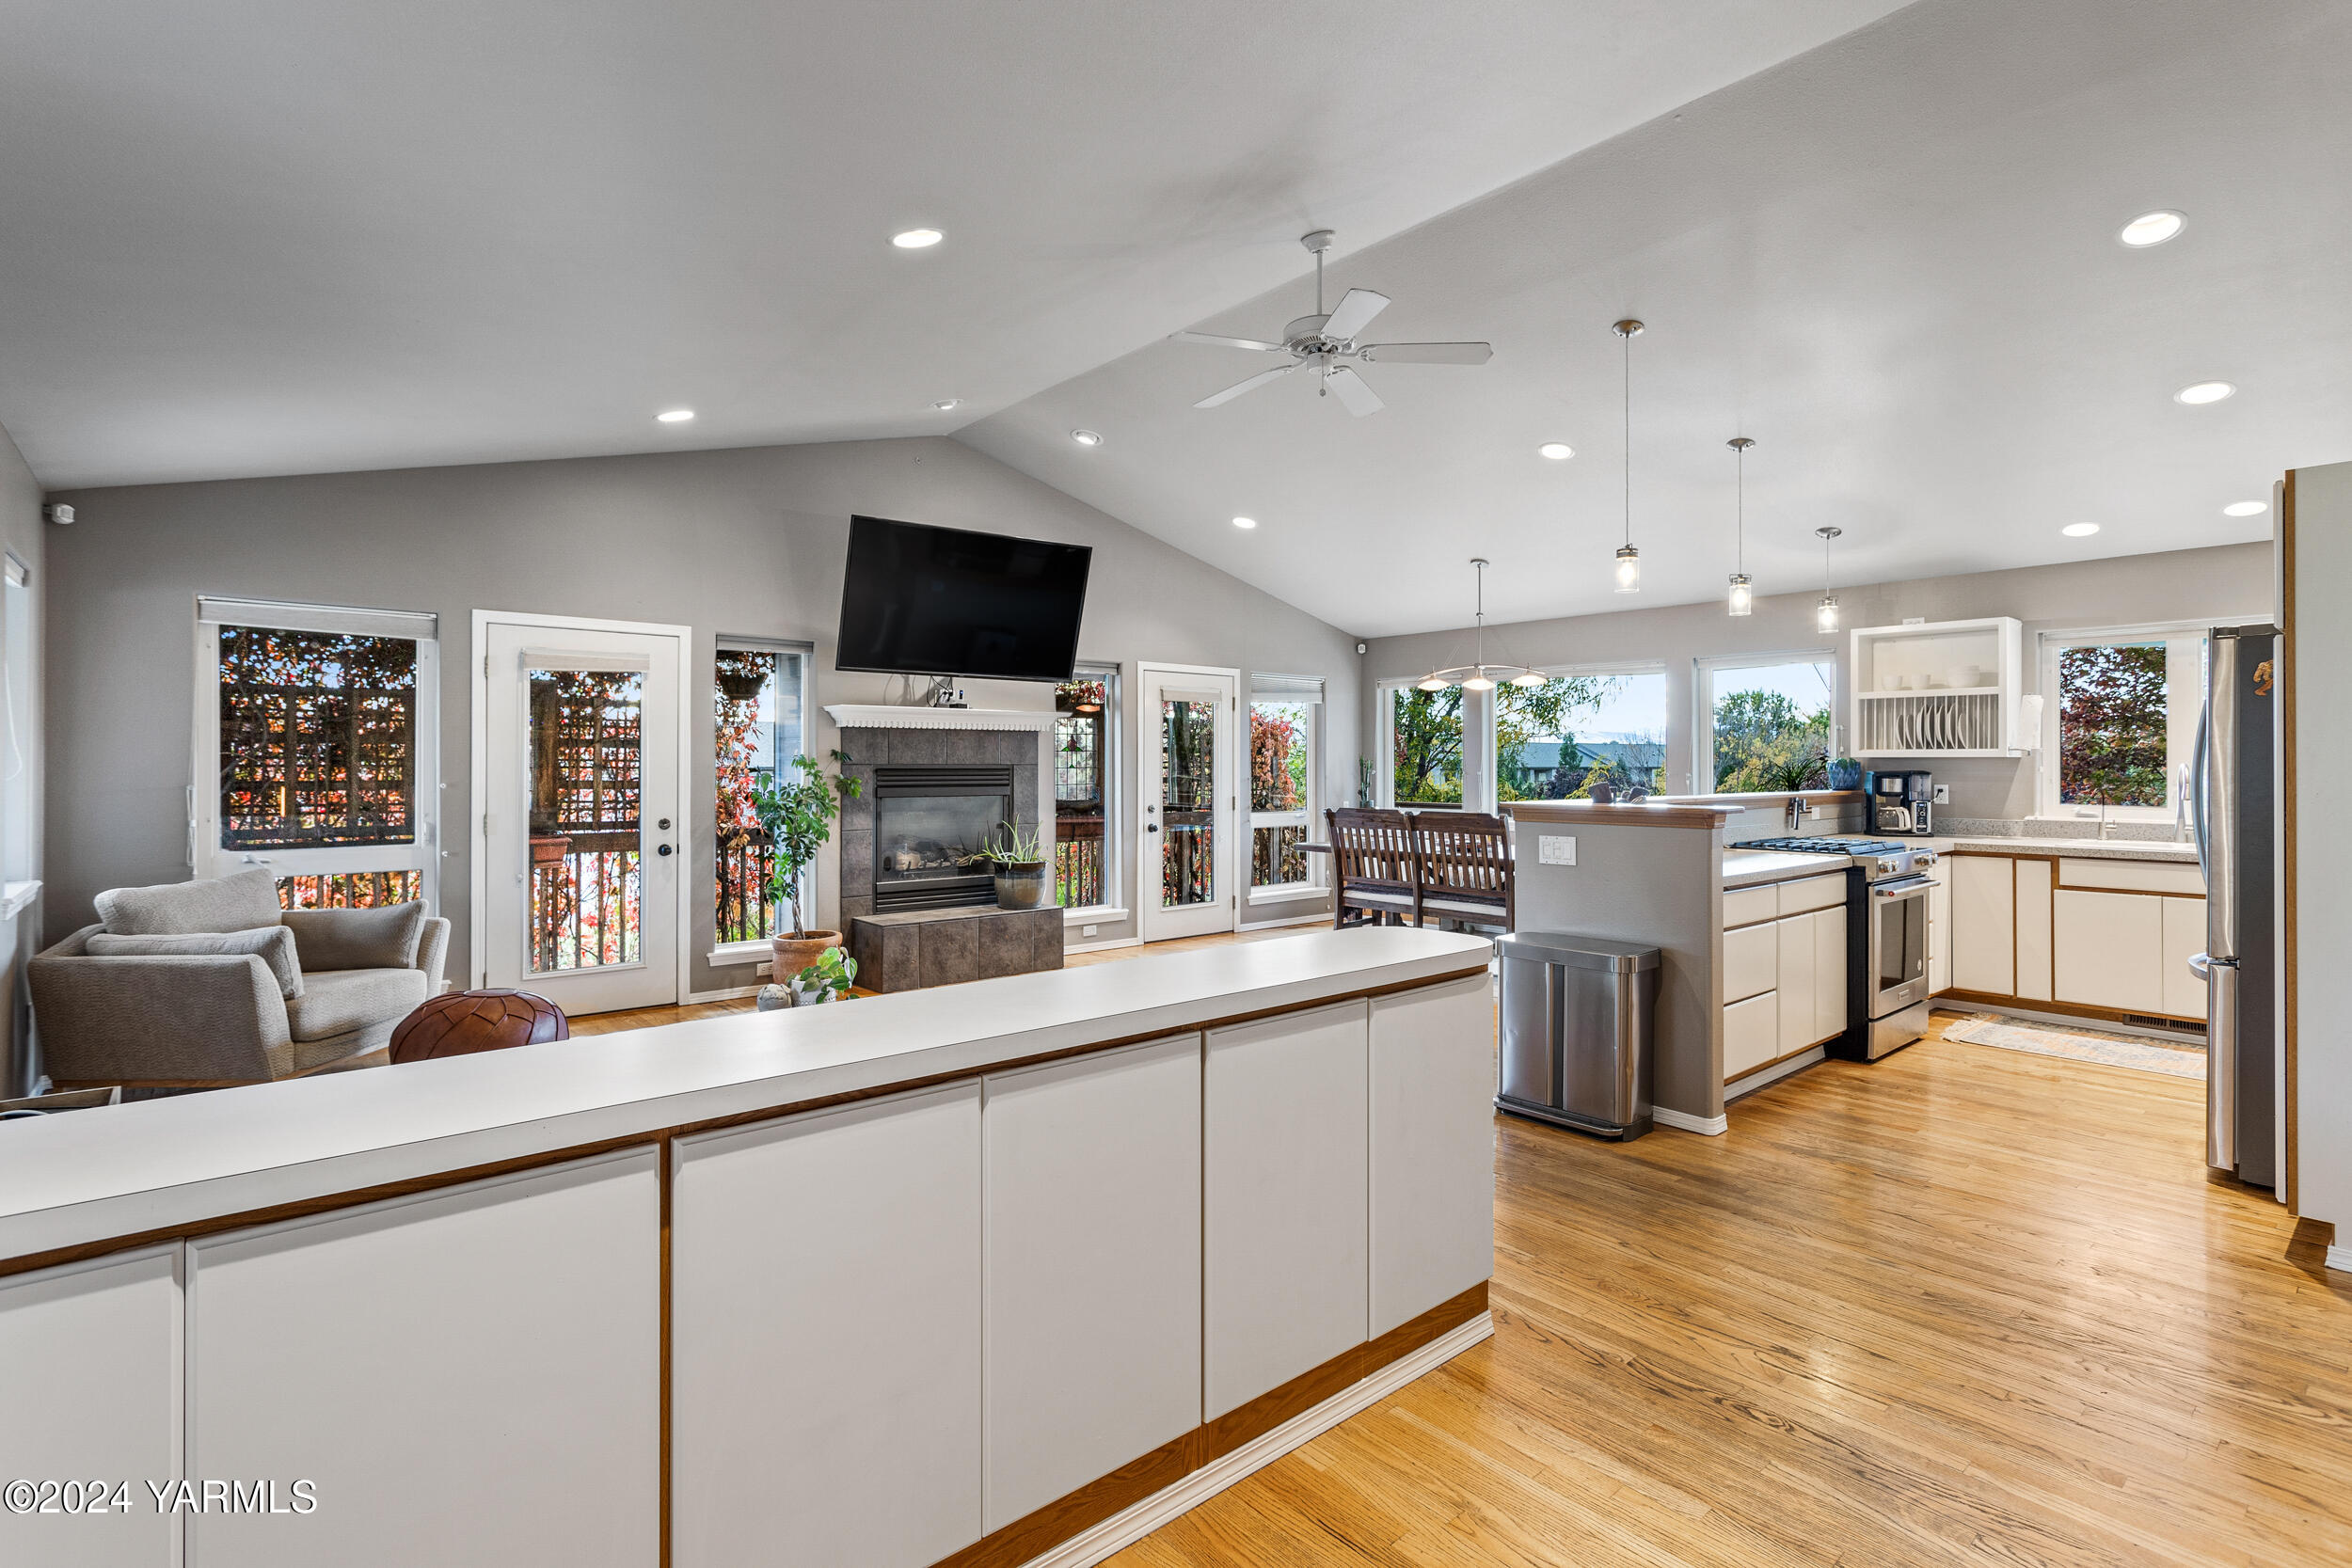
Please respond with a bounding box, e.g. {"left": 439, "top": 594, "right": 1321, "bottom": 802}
{"left": 1731, "top": 835, "right": 1938, "bottom": 1059}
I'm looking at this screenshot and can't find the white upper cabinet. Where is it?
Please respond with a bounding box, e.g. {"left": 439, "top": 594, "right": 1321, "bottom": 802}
{"left": 1850, "top": 617, "right": 2026, "bottom": 757}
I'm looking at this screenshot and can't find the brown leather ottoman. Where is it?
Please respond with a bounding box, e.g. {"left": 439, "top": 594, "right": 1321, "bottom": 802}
{"left": 390, "top": 989, "right": 569, "bottom": 1065}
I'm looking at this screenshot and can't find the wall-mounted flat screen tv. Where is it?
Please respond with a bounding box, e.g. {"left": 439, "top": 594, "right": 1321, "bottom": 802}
{"left": 835, "top": 515, "right": 1093, "bottom": 682}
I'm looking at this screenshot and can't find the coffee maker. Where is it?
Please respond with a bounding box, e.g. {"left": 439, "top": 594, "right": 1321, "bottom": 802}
{"left": 1863, "top": 769, "right": 1935, "bottom": 835}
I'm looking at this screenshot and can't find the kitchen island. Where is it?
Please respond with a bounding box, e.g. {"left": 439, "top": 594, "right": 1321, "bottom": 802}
{"left": 0, "top": 927, "right": 1497, "bottom": 1568}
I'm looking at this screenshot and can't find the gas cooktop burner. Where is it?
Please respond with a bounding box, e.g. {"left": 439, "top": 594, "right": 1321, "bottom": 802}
{"left": 1731, "top": 836, "right": 1913, "bottom": 854}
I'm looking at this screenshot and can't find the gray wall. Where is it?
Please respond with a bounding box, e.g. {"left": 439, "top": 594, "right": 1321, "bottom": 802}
{"left": 1365, "top": 543, "right": 2274, "bottom": 821}
{"left": 0, "top": 421, "right": 46, "bottom": 1096}
{"left": 45, "top": 436, "right": 1356, "bottom": 1000}
{"left": 2290, "top": 461, "right": 2347, "bottom": 1230}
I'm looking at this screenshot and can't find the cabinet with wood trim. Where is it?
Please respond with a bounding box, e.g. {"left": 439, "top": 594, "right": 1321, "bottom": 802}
{"left": 1941, "top": 850, "right": 2205, "bottom": 1025}
{"left": 1926, "top": 854, "right": 1952, "bottom": 995}
{"left": 1720, "top": 873, "right": 1851, "bottom": 1090}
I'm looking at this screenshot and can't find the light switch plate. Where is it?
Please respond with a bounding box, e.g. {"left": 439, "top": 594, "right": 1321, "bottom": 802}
{"left": 1538, "top": 834, "right": 1577, "bottom": 866}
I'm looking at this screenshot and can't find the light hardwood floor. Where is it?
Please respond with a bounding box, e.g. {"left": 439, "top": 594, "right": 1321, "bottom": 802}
{"left": 578, "top": 935, "right": 2352, "bottom": 1565}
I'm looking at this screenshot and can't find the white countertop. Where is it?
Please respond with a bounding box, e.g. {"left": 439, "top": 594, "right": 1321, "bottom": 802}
{"left": 0, "top": 927, "right": 1493, "bottom": 1265}
{"left": 1721, "top": 848, "right": 1852, "bottom": 889}
{"left": 1938, "top": 835, "right": 2200, "bottom": 863}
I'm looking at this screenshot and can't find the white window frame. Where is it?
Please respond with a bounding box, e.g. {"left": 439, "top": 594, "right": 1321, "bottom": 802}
{"left": 1057, "top": 659, "right": 1124, "bottom": 923}
{"left": 192, "top": 596, "right": 441, "bottom": 910}
{"left": 1377, "top": 678, "right": 1483, "bottom": 812}
{"left": 0, "top": 553, "right": 36, "bottom": 913}
{"left": 1496, "top": 661, "right": 1670, "bottom": 803}
{"left": 1248, "top": 676, "right": 1325, "bottom": 902}
{"left": 708, "top": 636, "right": 816, "bottom": 968}
{"left": 2034, "top": 617, "right": 2249, "bottom": 824}
{"left": 1694, "top": 650, "right": 1839, "bottom": 794}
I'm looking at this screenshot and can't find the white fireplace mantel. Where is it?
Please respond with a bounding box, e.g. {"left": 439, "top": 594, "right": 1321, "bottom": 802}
{"left": 822, "top": 704, "right": 1058, "bottom": 734}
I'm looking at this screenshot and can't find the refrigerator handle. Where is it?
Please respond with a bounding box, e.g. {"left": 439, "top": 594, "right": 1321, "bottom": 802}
{"left": 2206, "top": 956, "right": 2238, "bottom": 1171}
{"left": 2191, "top": 701, "right": 2211, "bottom": 886}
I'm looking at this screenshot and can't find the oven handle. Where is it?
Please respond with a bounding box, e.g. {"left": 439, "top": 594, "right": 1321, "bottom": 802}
{"left": 1869, "top": 875, "right": 1934, "bottom": 897}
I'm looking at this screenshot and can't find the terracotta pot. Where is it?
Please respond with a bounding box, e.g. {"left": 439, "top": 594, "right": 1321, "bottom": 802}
{"left": 771, "top": 929, "right": 844, "bottom": 983}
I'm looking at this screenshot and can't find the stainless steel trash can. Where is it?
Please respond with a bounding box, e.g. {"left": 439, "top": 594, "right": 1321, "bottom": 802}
{"left": 1495, "top": 932, "right": 1661, "bottom": 1139}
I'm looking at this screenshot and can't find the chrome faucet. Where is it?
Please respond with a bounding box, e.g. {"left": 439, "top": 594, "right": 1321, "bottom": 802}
{"left": 1785, "top": 795, "right": 1809, "bottom": 833}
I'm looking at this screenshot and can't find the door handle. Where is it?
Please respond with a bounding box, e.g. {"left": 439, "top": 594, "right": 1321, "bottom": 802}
{"left": 1147, "top": 825, "right": 1159, "bottom": 833}
{"left": 657, "top": 844, "right": 674, "bottom": 857}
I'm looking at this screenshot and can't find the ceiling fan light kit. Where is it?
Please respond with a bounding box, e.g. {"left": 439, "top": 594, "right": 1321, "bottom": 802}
{"left": 1169, "top": 230, "right": 1493, "bottom": 417}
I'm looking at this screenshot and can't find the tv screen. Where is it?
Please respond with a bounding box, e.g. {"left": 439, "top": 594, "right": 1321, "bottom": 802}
{"left": 835, "top": 515, "right": 1093, "bottom": 683}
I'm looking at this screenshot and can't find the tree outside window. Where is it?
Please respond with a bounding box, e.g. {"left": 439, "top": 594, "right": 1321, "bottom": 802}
{"left": 1250, "top": 699, "right": 1312, "bottom": 886}
{"left": 1708, "top": 661, "right": 1834, "bottom": 791}
{"left": 2058, "top": 642, "right": 2167, "bottom": 807}
{"left": 1495, "top": 673, "right": 1667, "bottom": 801}
{"left": 1390, "top": 687, "right": 1464, "bottom": 805}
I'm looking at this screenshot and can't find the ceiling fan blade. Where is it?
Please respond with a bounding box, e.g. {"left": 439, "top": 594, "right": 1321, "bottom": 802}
{"left": 1324, "top": 365, "right": 1384, "bottom": 417}
{"left": 1320, "top": 287, "right": 1391, "bottom": 342}
{"left": 1358, "top": 341, "right": 1493, "bottom": 365}
{"left": 1168, "top": 329, "right": 1289, "bottom": 353}
{"left": 1193, "top": 361, "right": 1298, "bottom": 408}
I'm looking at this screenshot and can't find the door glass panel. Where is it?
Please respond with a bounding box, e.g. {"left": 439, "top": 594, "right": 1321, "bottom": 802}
{"left": 528, "top": 669, "right": 644, "bottom": 972}
{"left": 1161, "top": 695, "right": 1216, "bottom": 909}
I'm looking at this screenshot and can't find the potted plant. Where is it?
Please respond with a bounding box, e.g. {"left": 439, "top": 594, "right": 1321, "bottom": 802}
{"left": 790, "top": 946, "right": 858, "bottom": 1006}
{"left": 976, "top": 818, "right": 1049, "bottom": 910}
{"left": 751, "top": 749, "right": 863, "bottom": 980}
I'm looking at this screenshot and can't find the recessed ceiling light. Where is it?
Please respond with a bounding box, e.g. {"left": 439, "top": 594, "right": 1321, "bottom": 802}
{"left": 891, "top": 228, "right": 944, "bottom": 249}
{"left": 2062, "top": 522, "right": 2101, "bottom": 537}
{"left": 930, "top": 398, "right": 962, "bottom": 411}
{"left": 1537, "top": 442, "right": 1574, "bottom": 460}
{"left": 2119, "top": 210, "right": 2185, "bottom": 247}
{"left": 1232, "top": 516, "right": 1258, "bottom": 530}
{"left": 2174, "top": 380, "right": 2235, "bottom": 404}
{"left": 656, "top": 408, "right": 695, "bottom": 424}
{"left": 1071, "top": 428, "right": 1104, "bottom": 447}
{"left": 2223, "top": 499, "right": 2268, "bottom": 517}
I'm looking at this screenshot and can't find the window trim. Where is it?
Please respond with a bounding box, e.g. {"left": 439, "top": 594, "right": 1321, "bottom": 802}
{"left": 191, "top": 596, "right": 441, "bottom": 910}
{"left": 1248, "top": 678, "right": 1324, "bottom": 895}
{"left": 1496, "top": 660, "right": 1670, "bottom": 804}
{"left": 708, "top": 636, "right": 816, "bottom": 968}
{"left": 1377, "top": 677, "right": 1479, "bottom": 811}
{"left": 1693, "top": 649, "right": 1839, "bottom": 795}
{"left": 1056, "top": 660, "right": 1123, "bottom": 922}
{"left": 2033, "top": 616, "right": 2251, "bottom": 823}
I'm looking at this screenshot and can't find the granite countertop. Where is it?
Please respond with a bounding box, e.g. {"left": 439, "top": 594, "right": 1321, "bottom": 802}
{"left": 1936, "top": 835, "right": 2200, "bottom": 863}
{"left": 1722, "top": 848, "right": 1852, "bottom": 889}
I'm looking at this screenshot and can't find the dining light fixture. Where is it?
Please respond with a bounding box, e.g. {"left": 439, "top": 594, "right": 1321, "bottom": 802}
{"left": 1415, "top": 559, "right": 1546, "bottom": 693}
{"left": 1814, "top": 526, "right": 1842, "bottom": 635}
{"left": 1612, "top": 320, "right": 1644, "bottom": 593}
{"left": 1726, "top": 436, "right": 1756, "bottom": 617}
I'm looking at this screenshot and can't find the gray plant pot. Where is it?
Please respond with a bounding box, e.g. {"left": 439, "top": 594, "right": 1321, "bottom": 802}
{"left": 993, "top": 861, "right": 1049, "bottom": 910}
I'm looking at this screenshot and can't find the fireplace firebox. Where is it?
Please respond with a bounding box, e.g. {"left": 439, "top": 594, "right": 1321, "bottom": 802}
{"left": 872, "top": 765, "right": 1016, "bottom": 911}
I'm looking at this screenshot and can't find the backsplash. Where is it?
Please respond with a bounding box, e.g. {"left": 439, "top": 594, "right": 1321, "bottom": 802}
{"left": 1936, "top": 816, "right": 2194, "bottom": 843}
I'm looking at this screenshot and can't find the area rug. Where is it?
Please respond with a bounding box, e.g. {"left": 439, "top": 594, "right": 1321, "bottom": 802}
{"left": 1941, "top": 1012, "right": 2207, "bottom": 1080}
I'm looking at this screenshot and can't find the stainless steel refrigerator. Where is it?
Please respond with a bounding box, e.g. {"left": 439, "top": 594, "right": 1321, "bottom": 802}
{"left": 2193, "top": 624, "right": 2279, "bottom": 1189}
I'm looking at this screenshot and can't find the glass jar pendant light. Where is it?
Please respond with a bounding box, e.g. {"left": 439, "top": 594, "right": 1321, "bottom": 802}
{"left": 1726, "top": 436, "right": 1755, "bottom": 617}
{"left": 1612, "top": 319, "right": 1643, "bottom": 593}
{"left": 1815, "top": 526, "right": 1842, "bottom": 633}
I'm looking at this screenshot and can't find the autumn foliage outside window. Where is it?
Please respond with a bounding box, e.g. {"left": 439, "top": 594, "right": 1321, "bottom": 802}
{"left": 714, "top": 646, "right": 807, "bottom": 943}
{"left": 1250, "top": 700, "right": 1311, "bottom": 887}
{"left": 1055, "top": 675, "right": 1112, "bottom": 908}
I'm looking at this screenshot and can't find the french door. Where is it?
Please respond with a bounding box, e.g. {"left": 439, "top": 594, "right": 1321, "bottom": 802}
{"left": 476, "top": 614, "right": 687, "bottom": 1014}
{"left": 1138, "top": 664, "right": 1238, "bottom": 942}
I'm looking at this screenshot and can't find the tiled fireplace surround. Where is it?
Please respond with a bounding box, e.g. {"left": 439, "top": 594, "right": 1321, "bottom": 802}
{"left": 835, "top": 723, "right": 1044, "bottom": 924}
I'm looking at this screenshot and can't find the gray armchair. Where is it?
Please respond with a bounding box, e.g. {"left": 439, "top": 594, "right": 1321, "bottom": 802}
{"left": 30, "top": 869, "right": 451, "bottom": 1088}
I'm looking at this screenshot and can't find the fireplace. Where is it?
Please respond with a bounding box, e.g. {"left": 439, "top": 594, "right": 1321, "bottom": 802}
{"left": 872, "top": 765, "right": 1016, "bottom": 912}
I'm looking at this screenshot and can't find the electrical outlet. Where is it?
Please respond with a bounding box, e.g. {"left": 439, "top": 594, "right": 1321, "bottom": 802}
{"left": 1082, "top": 924, "right": 1098, "bottom": 938}
{"left": 1932, "top": 784, "right": 1949, "bottom": 804}
{"left": 1538, "top": 835, "right": 1577, "bottom": 866}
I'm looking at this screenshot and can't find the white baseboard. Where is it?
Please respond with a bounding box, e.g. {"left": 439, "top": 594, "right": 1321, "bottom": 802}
{"left": 683, "top": 982, "right": 767, "bottom": 1005}
{"left": 1936, "top": 998, "right": 2204, "bottom": 1043}
{"left": 1653, "top": 1105, "right": 1728, "bottom": 1137}
{"left": 1014, "top": 1310, "right": 1494, "bottom": 1568}
{"left": 1063, "top": 934, "right": 1144, "bottom": 956}
{"left": 2328, "top": 1245, "right": 2352, "bottom": 1275}
{"left": 1238, "top": 911, "right": 1333, "bottom": 931}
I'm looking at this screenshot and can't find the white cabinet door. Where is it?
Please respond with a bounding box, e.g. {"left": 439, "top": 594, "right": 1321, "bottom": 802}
{"left": 2014, "top": 859, "right": 2055, "bottom": 1001}
{"left": 2162, "top": 896, "right": 2208, "bottom": 1021}
{"left": 1952, "top": 856, "right": 2016, "bottom": 995}
{"left": 2052, "top": 889, "right": 2165, "bottom": 1014}
{"left": 1928, "top": 871, "right": 1952, "bottom": 994}
{"left": 1814, "top": 904, "right": 1849, "bottom": 1044}
{"left": 982, "top": 1037, "right": 1201, "bottom": 1531}
{"left": 1724, "top": 992, "right": 1778, "bottom": 1080}
{"left": 0, "top": 1247, "right": 180, "bottom": 1568}
{"left": 1775, "top": 913, "right": 1817, "bottom": 1056}
{"left": 189, "top": 1149, "right": 660, "bottom": 1568}
{"left": 1369, "top": 976, "right": 1495, "bottom": 1338}
{"left": 1204, "top": 1000, "right": 1369, "bottom": 1421}
{"left": 1722, "top": 920, "right": 1776, "bottom": 1004}
{"left": 673, "top": 1085, "right": 982, "bottom": 1568}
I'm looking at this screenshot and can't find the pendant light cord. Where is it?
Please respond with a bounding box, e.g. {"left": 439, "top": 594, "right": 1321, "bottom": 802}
{"left": 1735, "top": 443, "right": 1745, "bottom": 575}
{"left": 1621, "top": 330, "right": 1632, "bottom": 549}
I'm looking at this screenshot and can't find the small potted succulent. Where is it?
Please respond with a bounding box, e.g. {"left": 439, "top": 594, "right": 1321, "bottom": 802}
{"left": 977, "top": 818, "right": 1049, "bottom": 910}
{"left": 790, "top": 945, "right": 858, "bottom": 1006}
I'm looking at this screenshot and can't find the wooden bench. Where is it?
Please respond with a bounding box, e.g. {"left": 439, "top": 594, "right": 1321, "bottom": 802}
{"left": 1325, "top": 808, "right": 1514, "bottom": 932}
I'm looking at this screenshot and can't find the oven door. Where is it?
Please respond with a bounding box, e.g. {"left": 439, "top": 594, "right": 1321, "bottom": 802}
{"left": 1867, "top": 874, "right": 1933, "bottom": 1018}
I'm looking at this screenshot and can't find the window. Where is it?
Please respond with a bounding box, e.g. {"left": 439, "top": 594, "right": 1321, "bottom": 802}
{"left": 1055, "top": 663, "right": 1120, "bottom": 911}
{"left": 1250, "top": 676, "right": 1323, "bottom": 892}
{"left": 1497, "top": 669, "right": 1668, "bottom": 801}
{"left": 0, "top": 556, "right": 29, "bottom": 890}
{"left": 2038, "top": 626, "right": 2209, "bottom": 820}
{"left": 1384, "top": 683, "right": 1466, "bottom": 806}
{"left": 194, "top": 598, "right": 439, "bottom": 909}
{"left": 1698, "top": 655, "right": 1836, "bottom": 792}
{"left": 713, "top": 640, "right": 810, "bottom": 949}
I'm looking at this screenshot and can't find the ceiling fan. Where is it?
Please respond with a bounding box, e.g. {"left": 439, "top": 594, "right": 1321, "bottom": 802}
{"left": 1168, "top": 230, "right": 1493, "bottom": 417}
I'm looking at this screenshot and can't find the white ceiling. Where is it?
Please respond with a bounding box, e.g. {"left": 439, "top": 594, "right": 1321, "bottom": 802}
{"left": 0, "top": 0, "right": 1909, "bottom": 489}
{"left": 963, "top": 0, "right": 2352, "bottom": 636}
